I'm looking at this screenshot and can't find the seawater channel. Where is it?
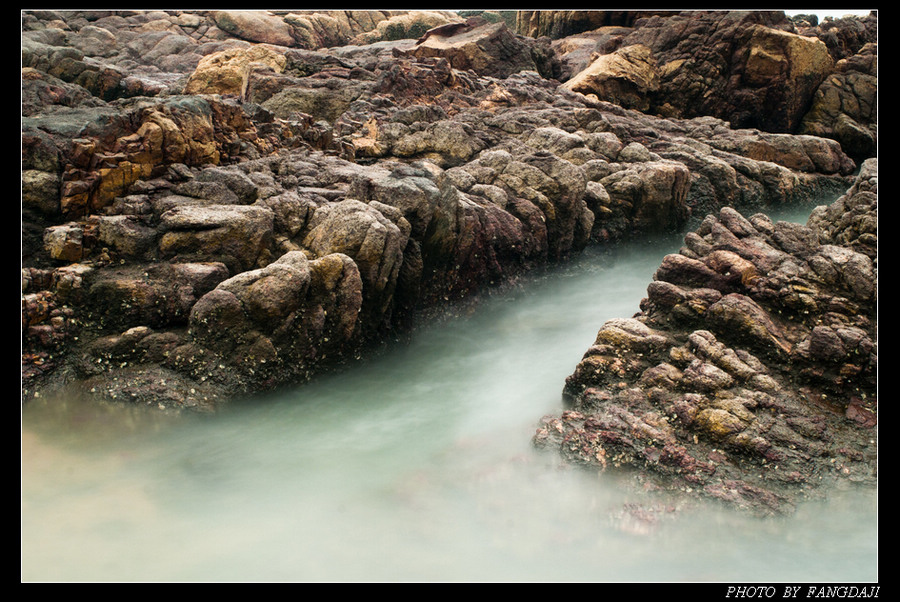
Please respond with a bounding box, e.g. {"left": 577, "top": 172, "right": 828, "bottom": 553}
{"left": 21, "top": 200, "right": 877, "bottom": 582}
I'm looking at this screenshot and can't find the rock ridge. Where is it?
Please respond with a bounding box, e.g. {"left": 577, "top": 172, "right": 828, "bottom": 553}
{"left": 22, "top": 9, "right": 875, "bottom": 437}
{"left": 535, "top": 159, "right": 877, "bottom": 516}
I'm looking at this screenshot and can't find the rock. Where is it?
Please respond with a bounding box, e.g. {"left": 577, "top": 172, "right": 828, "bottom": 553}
{"left": 20, "top": 10, "right": 874, "bottom": 430}
{"left": 807, "top": 158, "right": 877, "bottom": 258}
{"left": 158, "top": 204, "right": 275, "bottom": 273}
{"left": 807, "top": 244, "right": 876, "bottom": 302}
{"left": 556, "top": 11, "right": 841, "bottom": 134}
{"left": 83, "top": 261, "right": 228, "bottom": 332}
{"left": 353, "top": 11, "right": 463, "bottom": 45}
{"left": 196, "top": 166, "right": 259, "bottom": 204}
{"left": 186, "top": 250, "right": 363, "bottom": 390}
{"left": 184, "top": 44, "right": 287, "bottom": 95}
{"left": 43, "top": 223, "right": 84, "bottom": 262}
{"left": 22, "top": 169, "right": 62, "bottom": 216}
{"left": 802, "top": 12, "right": 877, "bottom": 61}
{"left": 737, "top": 25, "right": 834, "bottom": 131}
{"left": 68, "top": 24, "right": 119, "bottom": 57}
{"left": 411, "top": 19, "right": 542, "bottom": 79}
{"left": 799, "top": 43, "right": 877, "bottom": 162}
{"left": 259, "top": 79, "right": 367, "bottom": 123}
{"left": 461, "top": 149, "right": 593, "bottom": 260}
{"left": 282, "top": 10, "right": 398, "bottom": 49}
{"left": 258, "top": 190, "right": 315, "bottom": 238}
{"left": 212, "top": 11, "right": 296, "bottom": 47}
{"left": 562, "top": 44, "right": 660, "bottom": 112}
{"left": 541, "top": 161, "right": 877, "bottom": 515}
{"left": 349, "top": 163, "right": 449, "bottom": 241}
{"left": 705, "top": 293, "right": 792, "bottom": 358}
{"left": 387, "top": 120, "right": 487, "bottom": 167}
{"left": 516, "top": 10, "right": 671, "bottom": 39}
{"left": 598, "top": 159, "right": 690, "bottom": 233}
{"left": 21, "top": 67, "right": 106, "bottom": 116}
{"left": 302, "top": 199, "right": 409, "bottom": 333}
{"left": 23, "top": 96, "right": 260, "bottom": 219}
{"left": 96, "top": 215, "right": 157, "bottom": 259}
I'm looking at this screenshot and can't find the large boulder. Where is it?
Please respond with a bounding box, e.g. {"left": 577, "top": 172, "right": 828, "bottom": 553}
{"left": 351, "top": 11, "right": 463, "bottom": 45}
{"left": 561, "top": 44, "right": 660, "bottom": 112}
{"left": 186, "top": 250, "right": 363, "bottom": 389}
{"left": 732, "top": 24, "right": 835, "bottom": 132}
{"left": 84, "top": 262, "right": 229, "bottom": 332}
{"left": 799, "top": 43, "right": 877, "bottom": 163}
{"left": 184, "top": 44, "right": 287, "bottom": 96}
{"left": 597, "top": 159, "right": 691, "bottom": 233}
{"left": 158, "top": 203, "right": 275, "bottom": 273}
{"left": 282, "top": 10, "right": 397, "bottom": 49}
{"left": 211, "top": 10, "right": 296, "bottom": 47}
{"left": 302, "top": 199, "right": 410, "bottom": 333}
{"left": 411, "top": 18, "right": 542, "bottom": 79}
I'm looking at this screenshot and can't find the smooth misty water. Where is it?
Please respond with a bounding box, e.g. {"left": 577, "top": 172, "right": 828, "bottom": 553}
{"left": 21, "top": 202, "right": 877, "bottom": 582}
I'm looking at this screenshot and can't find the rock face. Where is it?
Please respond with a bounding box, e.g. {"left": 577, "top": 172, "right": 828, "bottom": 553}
{"left": 183, "top": 44, "right": 287, "bottom": 96}
{"left": 516, "top": 10, "right": 671, "bottom": 39}
{"left": 411, "top": 18, "right": 546, "bottom": 79}
{"left": 528, "top": 10, "right": 876, "bottom": 139}
{"left": 799, "top": 42, "right": 877, "bottom": 163}
{"left": 535, "top": 159, "right": 877, "bottom": 515}
{"left": 561, "top": 44, "right": 660, "bottom": 112}
{"left": 22, "top": 6, "right": 875, "bottom": 451}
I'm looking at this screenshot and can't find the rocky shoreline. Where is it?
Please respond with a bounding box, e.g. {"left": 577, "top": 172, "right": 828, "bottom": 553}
{"left": 22, "top": 10, "right": 876, "bottom": 512}
{"left": 535, "top": 159, "right": 876, "bottom": 516}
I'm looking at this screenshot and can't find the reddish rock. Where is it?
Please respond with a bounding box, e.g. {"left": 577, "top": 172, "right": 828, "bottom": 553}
{"left": 542, "top": 160, "right": 877, "bottom": 515}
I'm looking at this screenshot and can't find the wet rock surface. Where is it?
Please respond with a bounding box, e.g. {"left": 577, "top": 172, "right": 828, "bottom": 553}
{"left": 535, "top": 159, "right": 877, "bottom": 515}
{"left": 21, "top": 10, "right": 876, "bottom": 512}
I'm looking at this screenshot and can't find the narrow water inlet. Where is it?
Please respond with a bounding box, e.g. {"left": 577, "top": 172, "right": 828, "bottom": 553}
{"left": 21, "top": 201, "right": 877, "bottom": 582}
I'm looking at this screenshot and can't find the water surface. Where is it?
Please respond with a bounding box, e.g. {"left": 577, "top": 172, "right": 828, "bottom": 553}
{"left": 21, "top": 202, "right": 877, "bottom": 582}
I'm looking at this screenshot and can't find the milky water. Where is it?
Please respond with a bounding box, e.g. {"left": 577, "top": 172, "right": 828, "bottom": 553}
{"left": 21, "top": 202, "right": 877, "bottom": 582}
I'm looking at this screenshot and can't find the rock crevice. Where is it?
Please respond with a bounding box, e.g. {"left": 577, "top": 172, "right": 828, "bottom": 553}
{"left": 22, "top": 9, "right": 876, "bottom": 498}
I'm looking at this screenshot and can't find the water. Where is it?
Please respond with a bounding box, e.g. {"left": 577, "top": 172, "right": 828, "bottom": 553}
{"left": 21, "top": 202, "right": 878, "bottom": 582}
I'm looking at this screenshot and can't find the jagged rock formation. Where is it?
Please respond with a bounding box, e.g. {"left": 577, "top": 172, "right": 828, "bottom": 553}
{"left": 798, "top": 42, "right": 877, "bottom": 163}
{"left": 535, "top": 10, "right": 877, "bottom": 139}
{"left": 516, "top": 10, "right": 671, "bottom": 39}
{"left": 22, "top": 5, "right": 875, "bottom": 468}
{"left": 535, "top": 159, "right": 877, "bottom": 515}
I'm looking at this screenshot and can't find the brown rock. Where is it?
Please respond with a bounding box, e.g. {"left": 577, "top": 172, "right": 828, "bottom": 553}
{"left": 184, "top": 44, "right": 287, "bottom": 96}
{"left": 562, "top": 44, "right": 660, "bottom": 112}
{"left": 302, "top": 199, "right": 409, "bottom": 332}
{"left": 158, "top": 204, "right": 275, "bottom": 273}
{"left": 799, "top": 43, "right": 877, "bottom": 161}
{"left": 212, "top": 11, "right": 295, "bottom": 47}
{"left": 516, "top": 10, "right": 670, "bottom": 39}
{"left": 411, "top": 20, "right": 538, "bottom": 79}
{"left": 354, "top": 11, "right": 464, "bottom": 45}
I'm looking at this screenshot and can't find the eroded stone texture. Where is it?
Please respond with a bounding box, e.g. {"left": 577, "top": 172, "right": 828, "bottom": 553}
{"left": 540, "top": 160, "right": 877, "bottom": 515}
{"left": 21, "top": 10, "right": 874, "bottom": 435}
